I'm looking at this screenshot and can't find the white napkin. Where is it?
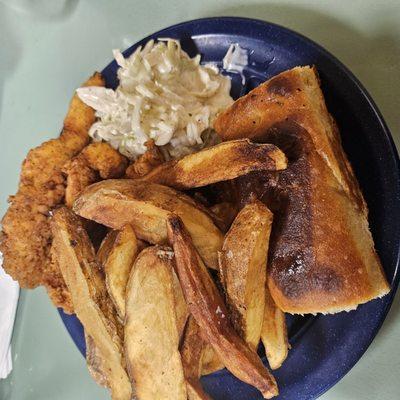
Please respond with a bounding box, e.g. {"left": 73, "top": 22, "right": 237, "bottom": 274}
{"left": 0, "top": 253, "right": 19, "bottom": 379}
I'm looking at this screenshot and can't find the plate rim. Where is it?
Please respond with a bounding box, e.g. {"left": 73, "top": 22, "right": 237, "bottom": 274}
{"left": 59, "top": 16, "right": 400, "bottom": 400}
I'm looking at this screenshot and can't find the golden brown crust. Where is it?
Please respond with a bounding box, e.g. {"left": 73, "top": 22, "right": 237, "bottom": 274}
{"left": 210, "top": 202, "right": 238, "bottom": 233}
{"left": 219, "top": 200, "right": 273, "bottom": 350}
{"left": 85, "top": 333, "right": 109, "bottom": 388}
{"left": 0, "top": 73, "right": 105, "bottom": 313}
{"left": 62, "top": 155, "right": 98, "bottom": 208}
{"left": 215, "top": 66, "right": 363, "bottom": 211}
{"left": 167, "top": 216, "right": 278, "bottom": 399}
{"left": 51, "top": 206, "right": 131, "bottom": 399}
{"left": 201, "top": 343, "right": 224, "bottom": 376}
{"left": 215, "top": 66, "right": 389, "bottom": 314}
{"left": 125, "top": 140, "right": 165, "bottom": 178}
{"left": 180, "top": 317, "right": 212, "bottom": 400}
{"left": 81, "top": 142, "right": 128, "bottom": 179}
{"left": 142, "top": 139, "right": 287, "bottom": 190}
{"left": 62, "top": 142, "right": 127, "bottom": 209}
{"left": 63, "top": 72, "right": 104, "bottom": 138}
{"left": 73, "top": 179, "right": 223, "bottom": 270}
{"left": 47, "top": 245, "right": 74, "bottom": 313}
{"left": 125, "top": 246, "right": 187, "bottom": 400}
{"left": 261, "top": 288, "right": 289, "bottom": 370}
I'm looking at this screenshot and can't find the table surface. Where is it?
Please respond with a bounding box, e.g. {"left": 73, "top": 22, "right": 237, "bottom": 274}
{"left": 0, "top": 1, "right": 399, "bottom": 399}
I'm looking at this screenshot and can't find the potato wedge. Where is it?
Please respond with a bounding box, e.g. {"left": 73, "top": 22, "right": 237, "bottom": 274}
{"left": 145, "top": 246, "right": 188, "bottom": 338}
{"left": 125, "top": 246, "right": 187, "bottom": 400}
{"left": 261, "top": 289, "right": 290, "bottom": 370}
{"left": 51, "top": 207, "right": 131, "bottom": 400}
{"left": 103, "top": 225, "right": 139, "bottom": 320}
{"left": 85, "top": 333, "right": 108, "bottom": 388}
{"left": 171, "top": 258, "right": 189, "bottom": 338}
{"left": 74, "top": 179, "right": 223, "bottom": 269}
{"left": 181, "top": 317, "right": 212, "bottom": 400}
{"left": 210, "top": 202, "right": 238, "bottom": 233}
{"left": 201, "top": 344, "right": 224, "bottom": 376}
{"left": 97, "top": 230, "right": 119, "bottom": 267}
{"left": 142, "top": 139, "right": 287, "bottom": 189}
{"left": 219, "top": 200, "right": 273, "bottom": 350}
{"left": 167, "top": 216, "right": 278, "bottom": 399}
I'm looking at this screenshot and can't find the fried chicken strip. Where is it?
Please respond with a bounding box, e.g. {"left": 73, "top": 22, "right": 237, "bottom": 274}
{"left": 81, "top": 142, "right": 128, "bottom": 180}
{"left": 62, "top": 142, "right": 128, "bottom": 208}
{"left": 125, "top": 140, "right": 165, "bottom": 179}
{"left": 0, "top": 72, "right": 104, "bottom": 312}
{"left": 63, "top": 156, "right": 98, "bottom": 208}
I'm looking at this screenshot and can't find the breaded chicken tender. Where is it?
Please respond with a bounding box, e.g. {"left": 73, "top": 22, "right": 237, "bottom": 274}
{"left": 81, "top": 142, "right": 128, "bottom": 179}
{"left": 62, "top": 142, "right": 128, "bottom": 208}
{"left": 0, "top": 72, "right": 105, "bottom": 313}
{"left": 125, "top": 140, "right": 165, "bottom": 178}
{"left": 63, "top": 156, "right": 98, "bottom": 208}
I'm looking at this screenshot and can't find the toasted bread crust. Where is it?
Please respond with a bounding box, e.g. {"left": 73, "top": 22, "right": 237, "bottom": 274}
{"left": 215, "top": 66, "right": 389, "bottom": 314}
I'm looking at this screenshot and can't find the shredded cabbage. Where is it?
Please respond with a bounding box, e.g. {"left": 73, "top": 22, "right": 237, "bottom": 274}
{"left": 222, "top": 43, "right": 248, "bottom": 85}
{"left": 77, "top": 39, "right": 233, "bottom": 160}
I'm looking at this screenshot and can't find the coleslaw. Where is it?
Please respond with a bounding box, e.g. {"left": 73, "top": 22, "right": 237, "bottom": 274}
{"left": 77, "top": 39, "right": 234, "bottom": 159}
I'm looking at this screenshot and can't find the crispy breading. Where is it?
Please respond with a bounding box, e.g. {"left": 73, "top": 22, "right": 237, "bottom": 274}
{"left": 81, "top": 142, "right": 128, "bottom": 179}
{"left": 125, "top": 140, "right": 165, "bottom": 178}
{"left": 0, "top": 72, "right": 104, "bottom": 312}
{"left": 62, "top": 155, "right": 98, "bottom": 208}
{"left": 62, "top": 142, "right": 127, "bottom": 208}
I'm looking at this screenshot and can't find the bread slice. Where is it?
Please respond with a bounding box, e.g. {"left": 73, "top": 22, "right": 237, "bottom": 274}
{"left": 214, "top": 66, "right": 390, "bottom": 314}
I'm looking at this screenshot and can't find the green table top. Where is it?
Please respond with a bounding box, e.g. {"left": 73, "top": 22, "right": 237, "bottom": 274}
{"left": 1, "top": 1, "right": 399, "bottom": 399}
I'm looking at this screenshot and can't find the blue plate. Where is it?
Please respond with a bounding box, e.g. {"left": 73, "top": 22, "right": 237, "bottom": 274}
{"left": 59, "top": 17, "right": 400, "bottom": 400}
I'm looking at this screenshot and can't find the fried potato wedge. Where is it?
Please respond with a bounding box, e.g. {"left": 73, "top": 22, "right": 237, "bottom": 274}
{"left": 219, "top": 200, "right": 273, "bottom": 350}
{"left": 167, "top": 216, "right": 278, "bottom": 399}
{"left": 201, "top": 344, "right": 224, "bottom": 376}
{"left": 97, "top": 230, "right": 119, "bottom": 267}
{"left": 51, "top": 207, "right": 131, "bottom": 400}
{"left": 103, "top": 225, "right": 139, "bottom": 320}
{"left": 74, "top": 179, "right": 223, "bottom": 269}
{"left": 142, "top": 139, "right": 287, "bottom": 189}
{"left": 261, "top": 289, "right": 290, "bottom": 370}
{"left": 85, "top": 333, "right": 109, "bottom": 388}
{"left": 210, "top": 202, "right": 238, "bottom": 233}
{"left": 181, "top": 317, "right": 212, "bottom": 400}
{"left": 171, "top": 257, "right": 189, "bottom": 338}
{"left": 125, "top": 246, "right": 187, "bottom": 400}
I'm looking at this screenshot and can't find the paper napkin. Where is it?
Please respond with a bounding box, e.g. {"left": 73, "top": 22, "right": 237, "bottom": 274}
{"left": 0, "top": 253, "right": 19, "bottom": 379}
